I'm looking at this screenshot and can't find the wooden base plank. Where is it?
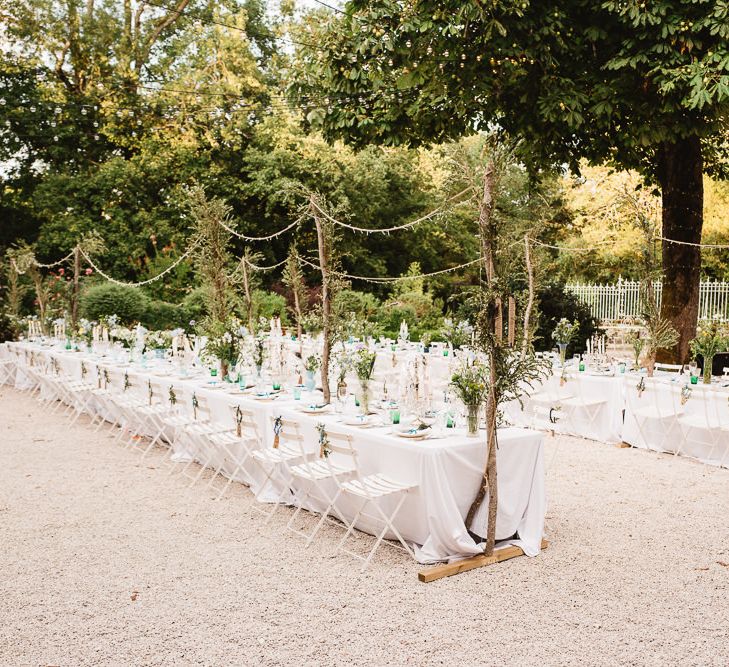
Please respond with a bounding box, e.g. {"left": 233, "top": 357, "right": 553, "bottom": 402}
{"left": 418, "top": 538, "right": 549, "bottom": 583}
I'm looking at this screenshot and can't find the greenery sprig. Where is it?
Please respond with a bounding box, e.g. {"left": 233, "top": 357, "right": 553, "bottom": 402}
{"left": 450, "top": 359, "right": 489, "bottom": 406}
{"left": 316, "top": 422, "right": 331, "bottom": 459}
{"left": 352, "top": 348, "right": 377, "bottom": 382}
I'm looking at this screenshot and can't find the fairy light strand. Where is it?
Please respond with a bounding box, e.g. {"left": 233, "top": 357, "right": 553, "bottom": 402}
{"left": 218, "top": 215, "right": 303, "bottom": 241}
{"left": 78, "top": 242, "right": 199, "bottom": 287}
{"left": 308, "top": 186, "right": 474, "bottom": 234}
{"left": 299, "top": 256, "right": 482, "bottom": 282}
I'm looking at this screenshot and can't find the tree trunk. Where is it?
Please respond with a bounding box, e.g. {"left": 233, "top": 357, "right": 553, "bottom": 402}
{"left": 71, "top": 245, "right": 81, "bottom": 330}
{"left": 293, "top": 287, "right": 302, "bottom": 341}
{"left": 314, "top": 208, "right": 332, "bottom": 403}
{"left": 464, "top": 157, "right": 499, "bottom": 556}
{"left": 656, "top": 136, "right": 703, "bottom": 364}
{"left": 241, "top": 258, "right": 254, "bottom": 333}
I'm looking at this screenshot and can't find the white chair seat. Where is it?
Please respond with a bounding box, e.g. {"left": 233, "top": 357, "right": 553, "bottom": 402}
{"left": 678, "top": 413, "right": 721, "bottom": 430}
{"left": 67, "top": 381, "right": 95, "bottom": 392}
{"left": 291, "top": 459, "right": 355, "bottom": 481}
{"left": 186, "top": 422, "right": 224, "bottom": 436}
{"left": 561, "top": 396, "right": 607, "bottom": 408}
{"left": 135, "top": 404, "right": 168, "bottom": 416}
{"left": 532, "top": 394, "right": 573, "bottom": 406}
{"left": 252, "top": 443, "right": 301, "bottom": 464}
{"left": 208, "top": 430, "right": 240, "bottom": 446}
{"left": 633, "top": 405, "right": 681, "bottom": 419}
{"left": 162, "top": 414, "right": 196, "bottom": 428}
{"left": 342, "top": 474, "right": 414, "bottom": 499}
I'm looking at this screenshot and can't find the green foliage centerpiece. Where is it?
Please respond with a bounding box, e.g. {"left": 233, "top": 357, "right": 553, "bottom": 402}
{"left": 201, "top": 319, "right": 242, "bottom": 381}
{"left": 450, "top": 359, "right": 489, "bottom": 437}
{"left": 552, "top": 318, "right": 579, "bottom": 366}
{"left": 626, "top": 330, "right": 645, "bottom": 371}
{"left": 352, "top": 348, "right": 377, "bottom": 415}
{"left": 690, "top": 319, "right": 729, "bottom": 385}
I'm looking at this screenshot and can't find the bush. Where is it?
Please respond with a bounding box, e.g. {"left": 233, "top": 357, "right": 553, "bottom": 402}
{"left": 377, "top": 303, "right": 418, "bottom": 340}
{"left": 252, "top": 289, "right": 289, "bottom": 325}
{"left": 335, "top": 289, "right": 381, "bottom": 320}
{"left": 181, "top": 287, "right": 209, "bottom": 325}
{"left": 80, "top": 283, "right": 148, "bottom": 324}
{"left": 142, "top": 300, "right": 188, "bottom": 330}
{"left": 534, "top": 282, "right": 601, "bottom": 355}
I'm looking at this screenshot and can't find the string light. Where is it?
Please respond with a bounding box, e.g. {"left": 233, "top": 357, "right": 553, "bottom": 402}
{"left": 308, "top": 186, "right": 474, "bottom": 234}
{"left": 217, "top": 214, "right": 304, "bottom": 242}
{"left": 299, "top": 256, "right": 482, "bottom": 283}
{"left": 78, "top": 242, "right": 199, "bottom": 287}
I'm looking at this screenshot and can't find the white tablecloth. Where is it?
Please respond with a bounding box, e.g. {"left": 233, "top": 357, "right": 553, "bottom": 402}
{"left": 4, "top": 342, "right": 547, "bottom": 563}
{"left": 622, "top": 374, "right": 729, "bottom": 466}
{"left": 505, "top": 370, "right": 625, "bottom": 444}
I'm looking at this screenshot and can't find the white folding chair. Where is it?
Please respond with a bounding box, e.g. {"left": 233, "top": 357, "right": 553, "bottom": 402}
{"left": 286, "top": 428, "right": 356, "bottom": 545}
{"left": 624, "top": 377, "right": 683, "bottom": 454}
{"left": 250, "top": 417, "right": 313, "bottom": 523}
{"left": 559, "top": 375, "right": 609, "bottom": 440}
{"left": 0, "top": 358, "right": 16, "bottom": 386}
{"left": 195, "top": 405, "right": 262, "bottom": 499}
{"left": 165, "top": 393, "right": 227, "bottom": 480}
{"left": 334, "top": 448, "right": 418, "bottom": 571}
{"left": 677, "top": 385, "right": 723, "bottom": 465}
{"left": 138, "top": 379, "right": 179, "bottom": 458}
{"left": 530, "top": 377, "right": 573, "bottom": 435}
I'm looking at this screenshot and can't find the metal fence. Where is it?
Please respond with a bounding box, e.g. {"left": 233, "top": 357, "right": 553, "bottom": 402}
{"left": 565, "top": 278, "right": 729, "bottom": 322}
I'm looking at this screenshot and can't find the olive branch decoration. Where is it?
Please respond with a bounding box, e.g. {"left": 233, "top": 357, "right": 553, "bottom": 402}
{"left": 235, "top": 405, "right": 244, "bottom": 437}
{"left": 192, "top": 393, "right": 199, "bottom": 419}
{"left": 273, "top": 415, "right": 282, "bottom": 448}
{"left": 81, "top": 361, "right": 87, "bottom": 379}
{"left": 123, "top": 371, "right": 131, "bottom": 392}
{"left": 636, "top": 376, "right": 645, "bottom": 397}
{"left": 316, "top": 422, "right": 331, "bottom": 459}
{"left": 51, "top": 357, "right": 59, "bottom": 376}
{"left": 103, "top": 369, "right": 110, "bottom": 389}
{"left": 147, "top": 379, "right": 154, "bottom": 406}
{"left": 680, "top": 384, "right": 692, "bottom": 405}
{"left": 168, "top": 385, "right": 177, "bottom": 406}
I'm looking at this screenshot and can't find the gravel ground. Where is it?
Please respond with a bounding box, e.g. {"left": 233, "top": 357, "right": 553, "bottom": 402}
{"left": 1, "top": 385, "right": 728, "bottom": 667}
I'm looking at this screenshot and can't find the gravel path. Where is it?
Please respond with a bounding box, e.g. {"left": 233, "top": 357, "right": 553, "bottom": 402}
{"left": 1, "top": 385, "right": 727, "bottom": 667}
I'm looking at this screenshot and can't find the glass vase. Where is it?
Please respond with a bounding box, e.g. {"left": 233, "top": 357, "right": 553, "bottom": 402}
{"left": 335, "top": 380, "right": 348, "bottom": 413}
{"left": 557, "top": 342, "right": 567, "bottom": 366}
{"left": 466, "top": 403, "right": 480, "bottom": 437}
{"left": 703, "top": 357, "right": 713, "bottom": 385}
{"left": 305, "top": 369, "right": 316, "bottom": 392}
{"left": 359, "top": 379, "right": 371, "bottom": 415}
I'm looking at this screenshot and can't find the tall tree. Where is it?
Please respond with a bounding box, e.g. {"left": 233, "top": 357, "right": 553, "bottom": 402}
{"left": 291, "top": 0, "right": 729, "bottom": 362}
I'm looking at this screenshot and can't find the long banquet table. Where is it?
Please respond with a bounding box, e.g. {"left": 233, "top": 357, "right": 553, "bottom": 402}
{"left": 2, "top": 342, "right": 547, "bottom": 564}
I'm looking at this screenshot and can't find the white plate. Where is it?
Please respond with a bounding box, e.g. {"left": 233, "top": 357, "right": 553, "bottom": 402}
{"left": 301, "top": 405, "right": 328, "bottom": 414}
{"left": 343, "top": 415, "right": 371, "bottom": 427}
{"left": 396, "top": 427, "right": 431, "bottom": 440}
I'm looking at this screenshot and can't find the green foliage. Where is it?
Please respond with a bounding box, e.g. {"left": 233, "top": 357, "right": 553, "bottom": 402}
{"left": 450, "top": 360, "right": 489, "bottom": 406}
{"left": 690, "top": 318, "right": 729, "bottom": 380}
{"left": 641, "top": 283, "right": 680, "bottom": 358}
{"left": 552, "top": 319, "right": 580, "bottom": 346}
{"left": 80, "top": 283, "right": 148, "bottom": 324}
{"left": 690, "top": 319, "right": 729, "bottom": 362}
{"left": 252, "top": 289, "right": 289, "bottom": 325}
{"left": 534, "top": 283, "right": 601, "bottom": 355}
{"left": 142, "top": 300, "right": 188, "bottom": 331}
{"left": 182, "top": 288, "right": 209, "bottom": 325}
{"left": 292, "top": 0, "right": 729, "bottom": 180}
